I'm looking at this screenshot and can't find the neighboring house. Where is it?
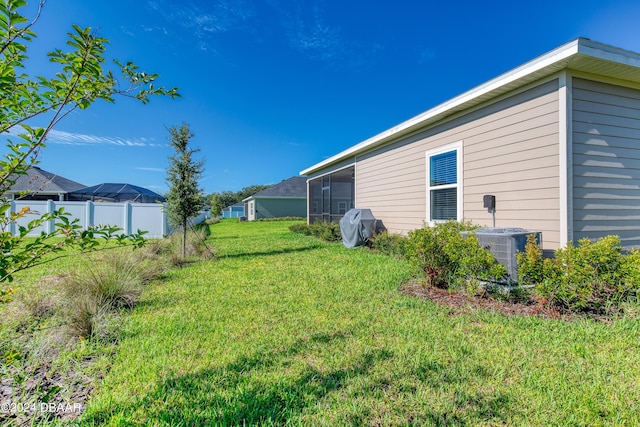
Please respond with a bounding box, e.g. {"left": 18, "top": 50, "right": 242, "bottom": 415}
{"left": 243, "top": 176, "right": 307, "bottom": 221}
{"left": 221, "top": 202, "right": 245, "bottom": 218}
{"left": 4, "top": 166, "right": 85, "bottom": 201}
{"left": 301, "top": 38, "right": 640, "bottom": 251}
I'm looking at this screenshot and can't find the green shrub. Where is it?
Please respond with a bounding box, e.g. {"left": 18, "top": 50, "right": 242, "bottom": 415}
{"left": 518, "top": 235, "right": 640, "bottom": 314}
{"left": 516, "top": 234, "right": 545, "bottom": 286}
{"left": 310, "top": 221, "right": 341, "bottom": 242}
{"left": 289, "top": 223, "right": 312, "bottom": 235}
{"left": 404, "top": 221, "right": 506, "bottom": 290}
{"left": 370, "top": 231, "right": 408, "bottom": 259}
{"left": 289, "top": 221, "right": 342, "bottom": 242}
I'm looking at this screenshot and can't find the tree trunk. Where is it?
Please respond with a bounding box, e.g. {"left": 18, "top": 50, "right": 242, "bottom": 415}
{"left": 182, "top": 219, "right": 187, "bottom": 259}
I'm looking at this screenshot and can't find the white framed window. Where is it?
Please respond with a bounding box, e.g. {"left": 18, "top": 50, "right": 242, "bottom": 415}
{"left": 426, "top": 141, "right": 463, "bottom": 223}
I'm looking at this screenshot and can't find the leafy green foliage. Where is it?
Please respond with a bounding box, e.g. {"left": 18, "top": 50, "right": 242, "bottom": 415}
{"left": 518, "top": 235, "right": 640, "bottom": 313}
{"left": 288, "top": 222, "right": 311, "bottom": 235}
{"left": 369, "top": 231, "right": 408, "bottom": 259}
{"left": 164, "top": 122, "right": 205, "bottom": 258}
{"left": 516, "top": 233, "right": 545, "bottom": 286}
{"left": 0, "top": 206, "right": 147, "bottom": 283}
{"left": 289, "top": 221, "right": 342, "bottom": 242}
{"left": 0, "top": 1, "right": 179, "bottom": 287}
{"left": 404, "top": 221, "right": 506, "bottom": 290}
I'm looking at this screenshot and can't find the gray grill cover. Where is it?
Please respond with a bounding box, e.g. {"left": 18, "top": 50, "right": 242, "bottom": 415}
{"left": 339, "top": 209, "right": 377, "bottom": 248}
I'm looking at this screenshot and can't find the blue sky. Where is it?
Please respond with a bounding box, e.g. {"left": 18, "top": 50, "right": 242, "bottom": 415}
{"left": 8, "top": 0, "right": 640, "bottom": 194}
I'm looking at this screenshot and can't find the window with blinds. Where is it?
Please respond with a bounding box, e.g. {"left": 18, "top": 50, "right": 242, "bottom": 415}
{"left": 426, "top": 144, "right": 461, "bottom": 222}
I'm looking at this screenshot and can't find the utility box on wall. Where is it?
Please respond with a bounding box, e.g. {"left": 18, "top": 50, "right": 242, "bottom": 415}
{"left": 462, "top": 227, "right": 542, "bottom": 283}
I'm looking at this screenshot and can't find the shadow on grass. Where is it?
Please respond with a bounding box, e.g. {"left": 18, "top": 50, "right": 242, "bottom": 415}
{"left": 218, "top": 244, "right": 322, "bottom": 260}
{"left": 83, "top": 329, "right": 515, "bottom": 426}
{"left": 84, "top": 330, "right": 383, "bottom": 425}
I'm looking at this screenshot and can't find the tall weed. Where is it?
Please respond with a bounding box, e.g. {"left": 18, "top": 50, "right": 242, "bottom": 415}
{"left": 166, "top": 226, "right": 215, "bottom": 265}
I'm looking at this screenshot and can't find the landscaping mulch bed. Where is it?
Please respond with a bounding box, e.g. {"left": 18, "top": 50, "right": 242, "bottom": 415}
{"left": 400, "top": 281, "right": 571, "bottom": 320}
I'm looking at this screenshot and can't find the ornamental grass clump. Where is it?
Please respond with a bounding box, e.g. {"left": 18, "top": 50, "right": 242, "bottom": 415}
{"left": 63, "top": 249, "right": 164, "bottom": 338}
{"left": 404, "top": 221, "right": 506, "bottom": 290}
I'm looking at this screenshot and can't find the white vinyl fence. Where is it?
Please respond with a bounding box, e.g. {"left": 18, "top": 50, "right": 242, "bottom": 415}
{"left": 5, "top": 200, "right": 209, "bottom": 239}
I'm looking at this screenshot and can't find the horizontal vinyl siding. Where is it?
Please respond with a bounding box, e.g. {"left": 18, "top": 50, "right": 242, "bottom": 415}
{"left": 357, "top": 80, "right": 561, "bottom": 248}
{"left": 572, "top": 78, "right": 640, "bottom": 248}
{"left": 255, "top": 198, "right": 306, "bottom": 219}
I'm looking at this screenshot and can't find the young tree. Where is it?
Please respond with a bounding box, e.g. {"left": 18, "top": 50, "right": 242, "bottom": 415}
{"left": 0, "top": 1, "right": 180, "bottom": 285}
{"left": 165, "top": 123, "right": 205, "bottom": 258}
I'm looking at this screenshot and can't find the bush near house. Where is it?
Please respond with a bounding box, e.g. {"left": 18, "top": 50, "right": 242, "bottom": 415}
{"left": 404, "top": 221, "right": 506, "bottom": 291}
{"left": 369, "top": 231, "right": 408, "bottom": 259}
{"left": 289, "top": 221, "right": 342, "bottom": 242}
{"left": 517, "top": 235, "right": 640, "bottom": 314}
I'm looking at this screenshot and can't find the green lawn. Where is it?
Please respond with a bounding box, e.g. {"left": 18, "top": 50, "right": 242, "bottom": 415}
{"left": 81, "top": 220, "right": 640, "bottom": 426}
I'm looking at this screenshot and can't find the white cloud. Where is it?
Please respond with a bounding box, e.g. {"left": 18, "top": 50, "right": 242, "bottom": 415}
{"left": 46, "top": 130, "right": 165, "bottom": 148}
{"left": 269, "top": 0, "right": 382, "bottom": 70}
{"left": 272, "top": 0, "right": 344, "bottom": 62}
{"left": 147, "top": 0, "right": 255, "bottom": 44}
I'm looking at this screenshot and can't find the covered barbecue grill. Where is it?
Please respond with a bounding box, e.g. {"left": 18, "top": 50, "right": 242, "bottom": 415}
{"left": 339, "top": 208, "right": 377, "bottom": 248}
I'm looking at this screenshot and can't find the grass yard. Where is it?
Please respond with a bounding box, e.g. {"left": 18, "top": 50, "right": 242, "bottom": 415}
{"left": 69, "top": 220, "right": 640, "bottom": 425}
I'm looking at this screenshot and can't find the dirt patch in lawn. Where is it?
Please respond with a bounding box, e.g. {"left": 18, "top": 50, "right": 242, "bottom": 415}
{"left": 400, "top": 281, "right": 573, "bottom": 320}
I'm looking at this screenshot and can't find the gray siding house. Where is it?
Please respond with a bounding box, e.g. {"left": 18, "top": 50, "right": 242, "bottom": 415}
{"left": 5, "top": 166, "right": 85, "bottom": 201}
{"left": 301, "top": 38, "right": 640, "bottom": 251}
{"left": 243, "top": 176, "right": 307, "bottom": 220}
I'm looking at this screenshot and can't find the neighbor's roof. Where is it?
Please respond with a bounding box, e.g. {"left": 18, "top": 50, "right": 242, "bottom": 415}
{"left": 244, "top": 176, "right": 306, "bottom": 200}
{"left": 8, "top": 166, "right": 85, "bottom": 194}
{"left": 300, "top": 38, "right": 640, "bottom": 176}
{"left": 68, "top": 183, "right": 165, "bottom": 203}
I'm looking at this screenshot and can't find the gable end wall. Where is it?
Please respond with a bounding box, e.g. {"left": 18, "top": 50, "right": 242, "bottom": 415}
{"left": 572, "top": 77, "right": 640, "bottom": 248}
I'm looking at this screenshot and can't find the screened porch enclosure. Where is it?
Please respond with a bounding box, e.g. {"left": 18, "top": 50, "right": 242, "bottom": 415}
{"left": 308, "top": 166, "right": 355, "bottom": 223}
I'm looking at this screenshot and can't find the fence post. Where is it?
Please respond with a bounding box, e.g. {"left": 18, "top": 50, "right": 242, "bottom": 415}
{"left": 123, "top": 202, "right": 132, "bottom": 235}
{"left": 85, "top": 201, "right": 94, "bottom": 229}
{"left": 162, "top": 204, "right": 169, "bottom": 236}
{"left": 47, "top": 200, "right": 55, "bottom": 234}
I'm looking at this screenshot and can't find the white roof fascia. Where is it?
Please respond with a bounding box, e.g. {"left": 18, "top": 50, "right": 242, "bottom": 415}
{"left": 248, "top": 196, "right": 306, "bottom": 200}
{"left": 577, "top": 38, "right": 640, "bottom": 68}
{"left": 300, "top": 38, "right": 640, "bottom": 176}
